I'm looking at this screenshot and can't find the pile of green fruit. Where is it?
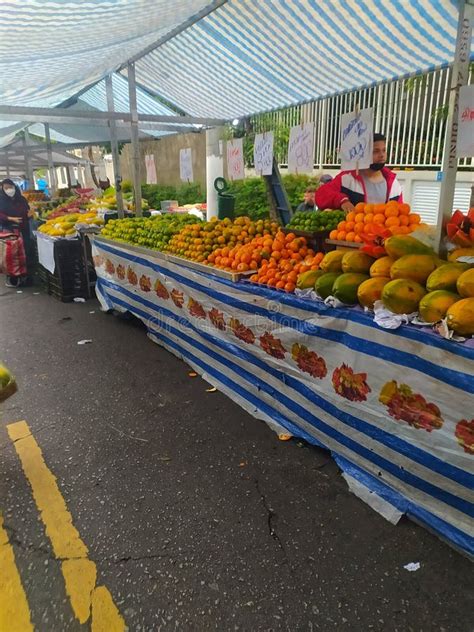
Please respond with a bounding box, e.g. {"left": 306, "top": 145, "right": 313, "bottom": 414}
{"left": 100, "top": 214, "right": 199, "bottom": 250}
{"left": 286, "top": 210, "right": 345, "bottom": 233}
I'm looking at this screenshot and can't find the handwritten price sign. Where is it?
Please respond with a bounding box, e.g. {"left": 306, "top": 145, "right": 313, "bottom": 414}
{"left": 254, "top": 132, "right": 274, "bottom": 176}
{"left": 179, "top": 148, "right": 193, "bottom": 182}
{"left": 288, "top": 123, "right": 315, "bottom": 174}
{"left": 457, "top": 85, "right": 474, "bottom": 158}
{"left": 226, "top": 138, "right": 245, "bottom": 181}
{"left": 340, "top": 108, "right": 373, "bottom": 171}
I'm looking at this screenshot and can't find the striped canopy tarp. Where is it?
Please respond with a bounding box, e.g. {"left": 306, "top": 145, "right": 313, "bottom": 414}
{"left": 131, "top": 0, "right": 464, "bottom": 119}
{"left": 0, "top": 1, "right": 467, "bottom": 128}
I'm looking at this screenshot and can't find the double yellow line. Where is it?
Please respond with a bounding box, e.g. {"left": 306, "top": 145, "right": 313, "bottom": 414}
{"left": 1, "top": 421, "right": 125, "bottom": 631}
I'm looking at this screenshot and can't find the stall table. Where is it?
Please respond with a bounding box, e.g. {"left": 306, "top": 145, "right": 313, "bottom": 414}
{"left": 91, "top": 236, "right": 474, "bottom": 558}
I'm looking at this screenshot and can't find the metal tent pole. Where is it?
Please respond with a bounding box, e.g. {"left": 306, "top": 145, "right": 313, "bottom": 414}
{"left": 127, "top": 62, "right": 142, "bottom": 216}
{"left": 44, "top": 123, "right": 57, "bottom": 196}
{"left": 105, "top": 74, "right": 125, "bottom": 217}
{"left": 23, "top": 129, "right": 34, "bottom": 189}
{"left": 434, "top": 0, "right": 473, "bottom": 255}
{"left": 5, "top": 151, "right": 10, "bottom": 177}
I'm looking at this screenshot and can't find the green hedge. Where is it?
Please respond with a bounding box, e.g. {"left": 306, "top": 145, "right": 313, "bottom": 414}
{"left": 140, "top": 174, "right": 319, "bottom": 221}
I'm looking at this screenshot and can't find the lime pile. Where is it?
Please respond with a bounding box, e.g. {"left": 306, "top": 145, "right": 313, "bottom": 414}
{"left": 100, "top": 214, "right": 198, "bottom": 250}
{"left": 286, "top": 210, "right": 345, "bottom": 233}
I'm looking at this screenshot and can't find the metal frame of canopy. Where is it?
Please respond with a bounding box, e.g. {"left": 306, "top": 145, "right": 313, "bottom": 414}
{"left": 0, "top": 0, "right": 471, "bottom": 233}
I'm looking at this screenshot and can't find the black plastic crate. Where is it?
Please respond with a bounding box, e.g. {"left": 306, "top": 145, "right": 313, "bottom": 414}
{"left": 38, "top": 239, "right": 89, "bottom": 301}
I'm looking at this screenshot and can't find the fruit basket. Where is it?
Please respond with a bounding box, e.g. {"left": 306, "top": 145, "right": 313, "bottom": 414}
{"left": 282, "top": 227, "right": 332, "bottom": 253}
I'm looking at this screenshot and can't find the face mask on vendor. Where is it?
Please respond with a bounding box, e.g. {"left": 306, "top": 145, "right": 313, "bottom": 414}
{"left": 370, "top": 138, "right": 387, "bottom": 172}
{"left": 3, "top": 187, "right": 15, "bottom": 197}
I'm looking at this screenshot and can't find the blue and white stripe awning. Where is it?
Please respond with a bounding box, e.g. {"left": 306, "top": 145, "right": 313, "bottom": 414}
{"left": 132, "top": 0, "right": 464, "bottom": 119}
{"left": 0, "top": 0, "right": 469, "bottom": 127}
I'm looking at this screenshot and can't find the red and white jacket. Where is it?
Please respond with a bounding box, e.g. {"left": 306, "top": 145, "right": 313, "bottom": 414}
{"left": 315, "top": 167, "right": 403, "bottom": 209}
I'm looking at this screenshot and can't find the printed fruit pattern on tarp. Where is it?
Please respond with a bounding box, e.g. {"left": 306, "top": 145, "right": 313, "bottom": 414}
{"left": 455, "top": 419, "right": 474, "bottom": 455}
{"left": 139, "top": 275, "right": 151, "bottom": 292}
{"left": 188, "top": 298, "right": 206, "bottom": 319}
{"left": 229, "top": 318, "right": 255, "bottom": 344}
{"left": 379, "top": 381, "right": 443, "bottom": 432}
{"left": 332, "top": 364, "right": 371, "bottom": 401}
{"left": 208, "top": 308, "right": 226, "bottom": 331}
{"left": 260, "top": 332, "right": 287, "bottom": 359}
{"left": 154, "top": 279, "right": 170, "bottom": 300}
{"left": 291, "top": 344, "right": 327, "bottom": 379}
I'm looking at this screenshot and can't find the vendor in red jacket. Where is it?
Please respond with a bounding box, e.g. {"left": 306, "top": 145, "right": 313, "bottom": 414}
{"left": 315, "top": 133, "right": 403, "bottom": 212}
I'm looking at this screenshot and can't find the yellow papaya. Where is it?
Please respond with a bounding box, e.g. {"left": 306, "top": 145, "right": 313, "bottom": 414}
{"left": 382, "top": 279, "right": 426, "bottom": 314}
{"left": 333, "top": 273, "right": 370, "bottom": 305}
{"left": 448, "top": 247, "right": 474, "bottom": 263}
{"left": 419, "top": 291, "right": 460, "bottom": 323}
{"left": 341, "top": 251, "right": 375, "bottom": 274}
{"left": 456, "top": 269, "right": 474, "bottom": 298}
{"left": 297, "top": 269, "right": 324, "bottom": 289}
{"left": 384, "top": 235, "right": 435, "bottom": 259}
{"left": 426, "top": 263, "right": 469, "bottom": 293}
{"left": 315, "top": 272, "right": 341, "bottom": 299}
{"left": 446, "top": 298, "right": 474, "bottom": 335}
{"left": 370, "top": 256, "right": 395, "bottom": 278}
{"left": 320, "top": 250, "right": 345, "bottom": 273}
{"left": 390, "top": 254, "right": 437, "bottom": 284}
{"left": 357, "top": 277, "right": 391, "bottom": 309}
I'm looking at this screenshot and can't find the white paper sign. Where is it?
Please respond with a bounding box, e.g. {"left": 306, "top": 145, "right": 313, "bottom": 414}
{"left": 179, "top": 148, "right": 193, "bottom": 182}
{"left": 254, "top": 132, "right": 274, "bottom": 176}
{"left": 36, "top": 232, "right": 56, "bottom": 274}
{"left": 457, "top": 84, "right": 474, "bottom": 158}
{"left": 226, "top": 138, "right": 245, "bottom": 181}
{"left": 145, "top": 154, "right": 157, "bottom": 184}
{"left": 288, "top": 123, "right": 315, "bottom": 174}
{"left": 340, "top": 108, "right": 373, "bottom": 170}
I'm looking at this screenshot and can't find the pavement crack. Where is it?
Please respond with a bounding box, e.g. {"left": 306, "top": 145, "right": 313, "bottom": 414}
{"left": 110, "top": 552, "right": 174, "bottom": 564}
{"left": 254, "top": 478, "right": 287, "bottom": 556}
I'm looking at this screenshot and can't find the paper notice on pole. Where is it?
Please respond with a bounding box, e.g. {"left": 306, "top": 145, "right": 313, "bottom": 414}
{"left": 226, "top": 138, "right": 245, "bottom": 181}
{"left": 288, "top": 123, "right": 315, "bottom": 174}
{"left": 340, "top": 108, "right": 373, "bottom": 171}
{"left": 254, "top": 132, "right": 274, "bottom": 176}
{"left": 179, "top": 148, "right": 193, "bottom": 182}
{"left": 145, "top": 154, "right": 157, "bottom": 184}
{"left": 36, "top": 232, "right": 55, "bottom": 274}
{"left": 457, "top": 85, "right": 474, "bottom": 158}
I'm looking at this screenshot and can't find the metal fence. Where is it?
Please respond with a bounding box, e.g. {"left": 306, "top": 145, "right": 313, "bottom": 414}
{"left": 250, "top": 67, "right": 473, "bottom": 170}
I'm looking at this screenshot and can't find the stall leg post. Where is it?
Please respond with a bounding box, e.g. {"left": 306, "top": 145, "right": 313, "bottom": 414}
{"left": 23, "top": 129, "right": 34, "bottom": 189}
{"left": 127, "top": 63, "right": 142, "bottom": 217}
{"left": 5, "top": 151, "right": 10, "bottom": 178}
{"left": 434, "top": 0, "right": 472, "bottom": 256}
{"left": 206, "top": 126, "right": 224, "bottom": 219}
{"left": 44, "top": 123, "right": 57, "bottom": 197}
{"left": 105, "top": 74, "right": 124, "bottom": 218}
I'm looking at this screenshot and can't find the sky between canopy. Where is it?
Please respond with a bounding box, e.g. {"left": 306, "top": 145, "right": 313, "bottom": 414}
{"left": 0, "top": 1, "right": 468, "bottom": 132}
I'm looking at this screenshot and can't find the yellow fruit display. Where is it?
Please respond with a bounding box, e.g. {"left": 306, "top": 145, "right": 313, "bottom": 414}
{"left": 419, "top": 291, "right": 460, "bottom": 323}
{"left": 456, "top": 269, "right": 474, "bottom": 298}
{"left": 446, "top": 298, "right": 474, "bottom": 335}
{"left": 296, "top": 269, "right": 324, "bottom": 289}
{"left": 390, "top": 254, "right": 437, "bottom": 284}
{"left": 448, "top": 248, "right": 474, "bottom": 262}
{"left": 341, "top": 251, "right": 375, "bottom": 274}
{"left": 426, "top": 263, "right": 469, "bottom": 293}
{"left": 370, "top": 256, "right": 395, "bottom": 278}
{"left": 357, "top": 277, "right": 391, "bottom": 309}
{"left": 382, "top": 279, "right": 426, "bottom": 314}
{"left": 384, "top": 235, "right": 434, "bottom": 259}
{"left": 320, "top": 250, "right": 345, "bottom": 272}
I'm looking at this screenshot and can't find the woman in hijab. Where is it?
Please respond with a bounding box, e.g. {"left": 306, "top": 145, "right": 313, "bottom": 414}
{"left": 0, "top": 179, "right": 32, "bottom": 287}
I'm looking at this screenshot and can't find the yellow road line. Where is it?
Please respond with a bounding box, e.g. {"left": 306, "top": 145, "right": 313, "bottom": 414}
{"left": 7, "top": 420, "right": 125, "bottom": 631}
{"left": 0, "top": 514, "right": 33, "bottom": 632}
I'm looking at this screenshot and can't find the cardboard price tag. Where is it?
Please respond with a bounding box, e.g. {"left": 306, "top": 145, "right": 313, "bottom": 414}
{"left": 288, "top": 123, "right": 315, "bottom": 174}
{"left": 179, "top": 148, "right": 194, "bottom": 182}
{"left": 340, "top": 108, "right": 373, "bottom": 171}
{"left": 254, "top": 132, "right": 274, "bottom": 176}
{"left": 227, "top": 138, "right": 245, "bottom": 180}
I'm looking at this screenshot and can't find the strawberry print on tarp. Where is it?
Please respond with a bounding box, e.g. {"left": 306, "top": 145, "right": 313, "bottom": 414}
{"left": 379, "top": 381, "right": 443, "bottom": 432}
{"left": 455, "top": 419, "right": 473, "bottom": 454}
{"left": 291, "top": 343, "right": 327, "bottom": 379}
{"left": 332, "top": 364, "right": 371, "bottom": 402}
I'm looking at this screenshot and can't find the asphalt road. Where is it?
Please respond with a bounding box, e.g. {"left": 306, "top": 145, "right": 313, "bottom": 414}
{"left": 0, "top": 285, "right": 472, "bottom": 631}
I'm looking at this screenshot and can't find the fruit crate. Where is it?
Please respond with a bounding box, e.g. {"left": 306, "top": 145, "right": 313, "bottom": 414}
{"left": 281, "top": 227, "right": 331, "bottom": 252}
{"left": 325, "top": 239, "right": 361, "bottom": 251}
{"left": 38, "top": 239, "right": 89, "bottom": 302}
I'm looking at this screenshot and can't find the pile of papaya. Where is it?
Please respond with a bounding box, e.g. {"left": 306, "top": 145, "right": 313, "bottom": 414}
{"left": 295, "top": 234, "right": 474, "bottom": 337}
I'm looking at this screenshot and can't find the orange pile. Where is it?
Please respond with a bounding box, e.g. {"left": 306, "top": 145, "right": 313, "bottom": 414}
{"left": 249, "top": 231, "right": 323, "bottom": 292}
{"left": 329, "top": 201, "right": 422, "bottom": 243}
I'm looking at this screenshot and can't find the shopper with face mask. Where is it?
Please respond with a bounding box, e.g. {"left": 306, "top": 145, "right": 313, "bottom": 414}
{"left": 0, "top": 179, "right": 32, "bottom": 287}
{"left": 314, "top": 133, "right": 403, "bottom": 212}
